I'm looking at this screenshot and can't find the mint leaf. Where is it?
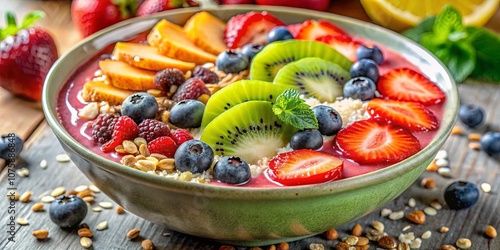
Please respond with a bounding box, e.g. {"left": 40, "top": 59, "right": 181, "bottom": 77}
{"left": 272, "top": 89, "right": 318, "bottom": 130}
{"left": 466, "top": 27, "right": 500, "bottom": 82}
{"left": 403, "top": 16, "right": 436, "bottom": 42}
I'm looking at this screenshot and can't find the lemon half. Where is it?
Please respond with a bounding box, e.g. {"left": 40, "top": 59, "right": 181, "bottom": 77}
{"left": 360, "top": 0, "right": 500, "bottom": 31}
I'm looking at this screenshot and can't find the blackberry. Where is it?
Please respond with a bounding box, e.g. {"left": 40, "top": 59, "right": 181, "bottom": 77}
{"left": 138, "top": 119, "right": 170, "bottom": 142}
{"left": 193, "top": 66, "right": 219, "bottom": 84}
{"left": 154, "top": 68, "right": 185, "bottom": 91}
{"left": 92, "top": 114, "right": 119, "bottom": 144}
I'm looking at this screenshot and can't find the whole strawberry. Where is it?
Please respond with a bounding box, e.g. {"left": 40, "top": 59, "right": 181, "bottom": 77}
{"left": 136, "top": 0, "right": 186, "bottom": 17}
{"left": 0, "top": 11, "right": 58, "bottom": 101}
{"left": 71, "top": 0, "right": 137, "bottom": 37}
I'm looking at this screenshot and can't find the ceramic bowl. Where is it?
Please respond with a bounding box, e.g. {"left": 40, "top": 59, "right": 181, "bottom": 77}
{"left": 42, "top": 5, "right": 458, "bottom": 246}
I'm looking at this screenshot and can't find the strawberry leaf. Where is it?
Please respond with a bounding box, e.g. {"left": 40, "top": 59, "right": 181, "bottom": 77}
{"left": 272, "top": 89, "right": 318, "bottom": 130}
{"left": 20, "top": 11, "right": 45, "bottom": 29}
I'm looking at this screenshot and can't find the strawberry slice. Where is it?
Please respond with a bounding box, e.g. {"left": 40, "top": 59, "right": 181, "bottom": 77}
{"left": 223, "top": 11, "right": 285, "bottom": 49}
{"left": 377, "top": 68, "right": 446, "bottom": 105}
{"left": 334, "top": 119, "right": 421, "bottom": 165}
{"left": 367, "top": 98, "right": 439, "bottom": 132}
{"left": 316, "top": 34, "right": 363, "bottom": 62}
{"left": 295, "top": 20, "right": 348, "bottom": 41}
{"left": 268, "top": 149, "right": 343, "bottom": 186}
{"left": 102, "top": 116, "right": 140, "bottom": 153}
{"left": 286, "top": 23, "right": 303, "bottom": 38}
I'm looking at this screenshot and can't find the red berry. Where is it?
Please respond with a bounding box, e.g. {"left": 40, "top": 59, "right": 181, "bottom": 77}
{"left": 138, "top": 119, "right": 171, "bottom": 142}
{"left": 154, "top": 68, "right": 185, "bottom": 91}
{"left": 101, "top": 116, "right": 139, "bottom": 153}
{"left": 136, "top": 0, "right": 184, "bottom": 17}
{"left": 147, "top": 136, "right": 178, "bottom": 158}
{"left": 193, "top": 66, "right": 219, "bottom": 84}
{"left": 296, "top": 20, "right": 348, "bottom": 41}
{"left": 172, "top": 78, "right": 211, "bottom": 102}
{"left": 91, "top": 114, "right": 119, "bottom": 144}
{"left": 170, "top": 129, "right": 194, "bottom": 146}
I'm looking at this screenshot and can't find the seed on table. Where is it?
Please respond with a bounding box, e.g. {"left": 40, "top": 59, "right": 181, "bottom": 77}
{"left": 141, "top": 239, "right": 154, "bottom": 250}
{"left": 468, "top": 142, "right": 481, "bottom": 150}
{"left": 41, "top": 196, "right": 55, "bottom": 203}
{"left": 51, "top": 186, "right": 66, "bottom": 197}
{"left": 92, "top": 206, "right": 102, "bottom": 212}
{"left": 32, "top": 203, "right": 44, "bottom": 212}
{"left": 16, "top": 169, "right": 26, "bottom": 177}
{"left": 352, "top": 223, "right": 363, "bottom": 237}
{"left": 277, "top": 242, "right": 289, "bottom": 250}
{"left": 82, "top": 196, "right": 95, "bottom": 204}
{"left": 40, "top": 159, "right": 48, "bottom": 169}
{"left": 437, "top": 167, "right": 452, "bottom": 177}
{"left": 80, "top": 237, "right": 92, "bottom": 249}
{"left": 402, "top": 225, "right": 411, "bottom": 232}
{"left": 324, "top": 228, "right": 338, "bottom": 240}
{"left": 99, "top": 201, "right": 113, "bottom": 209}
{"left": 378, "top": 236, "right": 397, "bottom": 249}
{"left": 468, "top": 133, "right": 482, "bottom": 141}
{"left": 435, "top": 158, "right": 449, "bottom": 167}
{"left": 56, "top": 153, "right": 71, "bottom": 162}
{"left": 440, "top": 227, "right": 449, "bottom": 233}
{"left": 426, "top": 160, "right": 439, "bottom": 171}
{"left": 366, "top": 229, "right": 385, "bottom": 241}
{"left": 424, "top": 207, "right": 437, "bottom": 216}
{"left": 408, "top": 198, "right": 416, "bottom": 207}
{"left": 127, "top": 228, "right": 140, "bottom": 239}
{"left": 398, "top": 232, "right": 415, "bottom": 244}
{"left": 343, "top": 235, "right": 358, "bottom": 245}
{"left": 20, "top": 191, "right": 32, "bottom": 203}
{"left": 335, "top": 242, "right": 350, "bottom": 250}
{"left": 32, "top": 229, "right": 49, "bottom": 240}
{"left": 380, "top": 208, "right": 392, "bottom": 217}
{"left": 421, "top": 177, "right": 436, "bottom": 189}
{"left": 421, "top": 230, "right": 432, "bottom": 239}
{"left": 88, "top": 184, "right": 101, "bottom": 193}
{"left": 78, "top": 228, "right": 93, "bottom": 237}
{"left": 389, "top": 210, "right": 405, "bottom": 220}
{"left": 77, "top": 189, "right": 94, "bottom": 198}
{"left": 441, "top": 245, "right": 456, "bottom": 250}
{"left": 485, "top": 225, "right": 497, "bottom": 238}
{"left": 356, "top": 237, "right": 369, "bottom": 246}
{"left": 435, "top": 149, "right": 448, "bottom": 159}
{"left": 95, "top": 221, "right": 108, "bottom": 231}
{"left": 397, "top": 242, "right": 410, "bottom": 250}
{"left": 74, "top": 185, "right": 88, "bottom": 193}
{"left": 372, "top": 220, "right": 385, "bottom": 233}
{"left": 116, "top": 205, "right": 125, "bottom": 214}
{"left": 451, "top": 126, "right": 462, "bottom": 135}
{"left": 17, "top": 217, "right": 29, "bottom": 225}
{"left": 410, "top": 238, "right": 422, "bottom": 249}
{"left": 480, "top": 183, "right": 492, "bottom": 193}
{"left": 309, "top": 243, "right": 324, "bottom": 250}
{"left": 456, "top": 238, "right": 472, "bottom": 249}
{"left": 431, "top": 201, "right": 443, "bottom": 210}
{"left": 66, "top": 190, "right": 78, "bottom": 196}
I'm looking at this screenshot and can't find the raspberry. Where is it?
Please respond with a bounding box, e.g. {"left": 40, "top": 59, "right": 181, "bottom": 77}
{"left": 147, "top": 136, "right": 178, "bottom": 158}
{"left": 138, "top": 119, "right": 171, "bottom": 142}
{"left": 170, "top": 129, "right": 194, "bottom": 146}
{"left": 101, "top": 116, "right": 140, "bottom": 153}
{"left": 172, "top": 78, "right": 211, "bottom": 102}
{"left": 193, "top": 66, "right": 219, "bottom": 84}
{"left": 154, "top": 68, "right": 185, "bottom": 91}
{"left": 91, "top": 114, "right": 119, "bottom": 144}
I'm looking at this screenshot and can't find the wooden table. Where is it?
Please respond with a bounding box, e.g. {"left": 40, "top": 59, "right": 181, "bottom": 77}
{"left": 1, "top": 1, "right": 499, "bottom": 249}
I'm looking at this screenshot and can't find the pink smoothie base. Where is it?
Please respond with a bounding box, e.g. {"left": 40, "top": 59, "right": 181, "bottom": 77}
{"left": 56, "top": 37, "right": 444, "bottom": 188}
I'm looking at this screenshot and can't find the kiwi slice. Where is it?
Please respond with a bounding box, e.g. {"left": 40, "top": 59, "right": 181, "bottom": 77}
{"left": 200, "top": 101, "right": 297, "bottom": 164}
{"left": 201, "top": 80, "right": 289, "bottom": 128}
{"left": 250, "top": 40, "right": 352, "bottom": 82}
{"left": 274, "top": 57, "right": 351, "bottom": 103}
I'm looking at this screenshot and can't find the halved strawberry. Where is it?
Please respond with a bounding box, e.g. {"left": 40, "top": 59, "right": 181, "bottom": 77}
{"left": 102, "top": 116, "right": 139, "bottom": 153}
{"left": 316, "top": 34, "right": 363, "bottom": 62}
{"left": 367, "top": 98, "right": 439, "bottom": 132}
{"left": 268, "top": 149, "right": 343, "bottom": 186}
{"left": 334, "top": 119, "right": 421, "bottom": 165}
{"left": 377, "top": 68, "right": 446, "bottom": 105}
{"left": 223, "top": 11, "right": 285, "bottom": 49}
{"left": 286, "top": 23, "right": 302, "bottom": 38}
{"left": 295, "top": 20, "right": 348, "bottom": 41}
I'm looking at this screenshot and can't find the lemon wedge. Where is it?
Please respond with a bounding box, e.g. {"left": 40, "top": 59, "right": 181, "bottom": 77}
{"left": 360, "top": 0, "right": 500, "bottom": 31}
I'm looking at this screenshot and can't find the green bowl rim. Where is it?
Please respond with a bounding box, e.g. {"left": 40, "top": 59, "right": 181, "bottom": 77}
{"left": 42, "top": 5, "right": 459, "bottom": 199}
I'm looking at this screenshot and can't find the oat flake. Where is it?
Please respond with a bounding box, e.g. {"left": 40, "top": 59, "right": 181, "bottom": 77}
{"left": 40, "top": 159, "right": 48, "bottom": 169}
{"left": 481, "top": 183, "right": 492, "bottom": 193}
{"left": 92, "top": 206, "right": 103, "bottom": 212}
{"left": 99, "top": 201, "right": 113, "bottom": 209}
{"left": 95, "top": 221, "right": 108, "bottom": 231}
{"left": 41, "top": 196, "right": 55, "bottom": 203}
{"left": 56, "top": 154, "right": 71, "bottom": 162}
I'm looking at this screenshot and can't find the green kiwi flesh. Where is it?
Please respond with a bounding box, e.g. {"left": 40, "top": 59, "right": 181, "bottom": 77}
{"left": 273, "top": 58, "right": 351, "bottom": 102}
{"left": 201, "top": 80, "right": 289, "bottom": 129}
{"left": 200, "top": 101, "right": 297, "bottom": 164}
{"left": 250, "top": 40, "right": 352, "bottom": 82}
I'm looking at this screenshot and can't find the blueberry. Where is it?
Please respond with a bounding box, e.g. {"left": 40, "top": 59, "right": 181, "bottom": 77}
{"left": 49, "top": 195, "right": 88, "bottom": 228}
{"left": 0, "top": 134, "right": 23, "bottom": 161}
{"left": 343, "top": 76, "right": 377, "bottom": 101}
{"left": 266, "top": 26, "right": 294, "bottom": 44}
{"left": 350, "top": 59, "right": 379, "bottom": 83}
{"left": 213, "top": 156, "right": 251, "bottom": 185}
{"left": 356, "top": 45, "right": 384, "bottom": 65}
{"left": 444, "top": 180, "right": 479, "bottom": 210}
{"left": 169, "top": 100, "right": 205, "bottom": 128}
{"left": 121, "top": 92, "right": 159, "bottom": 124}
{"left": 290, "top": 129, "right": 323, "bottom": 150}
{"left": 240, "top": 43, "right": 264, "bottom": 61}
{"left": 458, "top": 104, "right": 485, "bottom": 128}
{"left": 174, "top": 140, "right": 214, "bottom": 173}
{"left": 216, "top": 50, "right": 249, "bottom": 73}
{"left": 480, "top": 131, "right": 500, "bottom": 155}
{"left": 312, "top": 105, "right": 343, "bottom": 136}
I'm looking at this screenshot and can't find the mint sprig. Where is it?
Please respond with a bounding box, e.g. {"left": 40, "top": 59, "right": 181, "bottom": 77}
{"left": 272, "top": 89, "right": 318, "bottom": 130}
{"left": 403, "top": 5, "right": 500, "bottom": 83}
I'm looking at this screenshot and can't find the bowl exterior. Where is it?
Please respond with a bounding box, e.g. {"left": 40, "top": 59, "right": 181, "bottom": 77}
{"left": 43, "top": 6, "right": 458, "bottom": 245}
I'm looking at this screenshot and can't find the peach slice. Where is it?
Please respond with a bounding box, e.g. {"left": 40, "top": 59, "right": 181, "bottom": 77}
{"left": 99, "top": 60, "right": 156, "bottom": 91}
{"left": 112, "top": 42, "right": 195, "bottom": 72}
{"left": 183, "top": 11, "right": 227, "bottom": 55}
{"left": 147, "top": 19, "right": 217, "bottom": 65}
{"left": 82, "top": 80, "right": 134, "bottom": 106}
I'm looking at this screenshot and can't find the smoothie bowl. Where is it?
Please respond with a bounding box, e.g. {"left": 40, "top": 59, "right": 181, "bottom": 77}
{"left": 42, "top": 5, "right": 458, "bottom": 246}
